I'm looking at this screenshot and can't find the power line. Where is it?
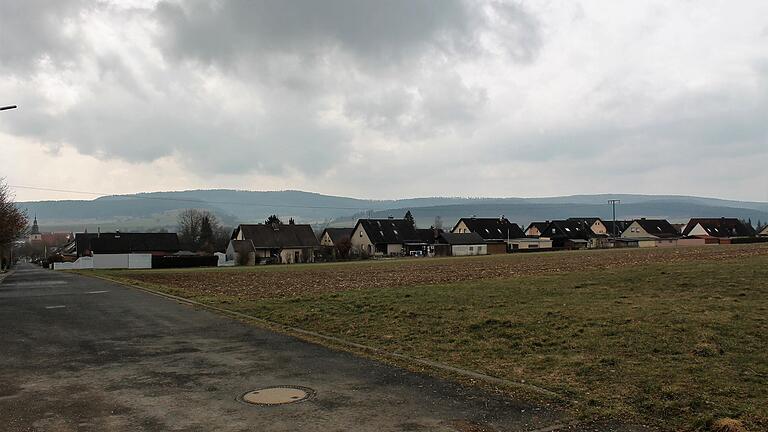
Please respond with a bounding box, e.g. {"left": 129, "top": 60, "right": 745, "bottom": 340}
{"left": 9, "top": 184, "right": 375, "bottom": 212}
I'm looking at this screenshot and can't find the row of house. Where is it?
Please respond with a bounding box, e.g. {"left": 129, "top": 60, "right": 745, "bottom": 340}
{"left": 226, "top": 215, "right": 767, "bottom": 265}
{"left": 40, "top": 214, "right": 768, "bottom": 269}
{"left": 525, "top": 217, "right": 762, "bottom": 249}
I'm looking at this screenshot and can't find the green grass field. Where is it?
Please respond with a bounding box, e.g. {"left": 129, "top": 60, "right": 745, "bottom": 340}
{"left": 87, "top": 248, "right": 768, "bottom": 431}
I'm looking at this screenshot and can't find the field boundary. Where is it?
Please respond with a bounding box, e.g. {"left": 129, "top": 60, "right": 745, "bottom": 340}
{"left": 83, "top": 272, "right": 565, "bottom": 401}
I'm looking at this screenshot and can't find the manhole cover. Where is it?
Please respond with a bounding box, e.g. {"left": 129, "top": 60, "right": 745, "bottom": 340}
{"left": 240, "top": 386, "right": 315, "bottom": 406}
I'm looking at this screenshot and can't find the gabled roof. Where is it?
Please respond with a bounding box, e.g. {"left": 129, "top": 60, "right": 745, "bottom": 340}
{"left": 567, "top": 217, "right": 602, "bottom": 226}
{"left": 525, "top": 222, "right": 550, "bottom": 233}
{"left": 229, "top": 239, "right": 256, "bottom": 254}
{"left": 682, "top": 218, "right": 755, "bottom": 237}
{"left": 438, "top": 232, "right": 486, "bottom": 245}
{"left": 634, "top": 219, "right": 679, "bottom": 238}
{"left": 354, "top": 218, "right": 419, "bottom": 244}
{"left": 454, "top": 217, "right": 525, "bottom": 240}
{"left": 238, "top": 223, "right": 319, "bottom": 249}
{"left": 760, "top": 226, "right": 768, "bottom": 236}
{"left": 76, "top": 232, "right": 180, "bottom": 256}
{"left": 321, "top": 228, "right": 354, "bottom": 244}
{"left": 603, "top": 220, "right": 633, "bottom": 236}
{"left": 541, "top": 220, "right": 591, "bottom": 239}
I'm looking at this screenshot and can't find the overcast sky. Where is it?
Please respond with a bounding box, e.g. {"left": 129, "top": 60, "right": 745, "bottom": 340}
{"left": 1, "top": 0, "right": 767, "bottom": 202}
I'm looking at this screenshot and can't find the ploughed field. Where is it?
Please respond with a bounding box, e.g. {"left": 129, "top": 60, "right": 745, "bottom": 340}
{"left": 107, "top": 244, "right": 765, "bottom": 300}
{"left": 91, "top": 244, "right": 768, "bottom": 431}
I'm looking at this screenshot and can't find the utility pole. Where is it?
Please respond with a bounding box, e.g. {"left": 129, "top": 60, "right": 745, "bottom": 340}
{"left": 608, "top": 199, "right": 621, "bottom": 238}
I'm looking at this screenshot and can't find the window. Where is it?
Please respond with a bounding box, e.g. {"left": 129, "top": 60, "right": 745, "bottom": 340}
{"left": 469, "top": 246, "right": 474, "bottom": 251}
{"left": 359, "top": 231, "right": 363, "bottom": 237}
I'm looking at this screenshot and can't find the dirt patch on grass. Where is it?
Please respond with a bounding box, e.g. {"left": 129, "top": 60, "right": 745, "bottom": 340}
{"left": 115, "top": 244, "right": 767, "bottom": 301}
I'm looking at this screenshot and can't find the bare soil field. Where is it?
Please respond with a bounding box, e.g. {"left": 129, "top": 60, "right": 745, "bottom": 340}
{"left": 113, "top": 244, "right": 768, "bottom": 300}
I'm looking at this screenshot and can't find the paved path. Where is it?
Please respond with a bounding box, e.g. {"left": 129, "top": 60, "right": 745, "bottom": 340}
{"left": 0, "top": 264, "right": 620, "bottom": 431}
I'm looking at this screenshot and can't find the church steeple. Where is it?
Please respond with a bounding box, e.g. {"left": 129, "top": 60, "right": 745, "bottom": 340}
{"left": 30, "top": 214, "right": 40, "bottom": 235}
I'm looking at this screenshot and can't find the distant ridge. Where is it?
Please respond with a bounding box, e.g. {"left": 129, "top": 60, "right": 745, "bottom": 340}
{"left": 17, "top": 189, "right": 768, "bottom": 232}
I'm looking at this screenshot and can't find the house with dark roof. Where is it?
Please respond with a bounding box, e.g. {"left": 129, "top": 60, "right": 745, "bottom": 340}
{"left": 539, "top": 220, "right": 591, "bottom": 249}
{"left": 567, "top": 218, "right": 609, "bottom": 236}
{"left": 75, "top": 232, "right": 180, "bottom": 257}
{"left": 602, "top": 220, "right": 633, "bottom": 237}
{"left": 225, "top": 239, "right": 257, "bottom": 266}
{"left": 434, "top": 232, "right": 488, "bottom": 256}
{"left": 682, "top": 218, "right": 756, "bottom": 239}
{"left": 230, "top": 222, "right": 319, "bottom": 264}
{"left": 319, "top": 228, "right": 354, "bottom": 248}
{"left": 451, "top": 217, "right": 526, "bottom": 253}
{"left": 525, "top": 222, "right": 550, "bottom": 237}
{"left": 404, "top": 228, "right": 443, "bottom": 256}
{"left": 621, "top": 219, "right": 679, "bottom": 247}
{"left": 349, "top": 218, "right": 420, "bottom": 256}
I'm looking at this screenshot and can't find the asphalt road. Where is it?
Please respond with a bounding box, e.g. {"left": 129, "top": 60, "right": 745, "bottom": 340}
{"left": 0, "top": 264, "right": 626, "bottom": 432}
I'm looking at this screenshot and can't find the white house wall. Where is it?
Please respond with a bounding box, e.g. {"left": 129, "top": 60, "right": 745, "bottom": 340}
{"left": 451, "top": 244, "right": 486, "bottom": 256}
{"left": 350, "top": 224, "right": 374, "bottom": 254}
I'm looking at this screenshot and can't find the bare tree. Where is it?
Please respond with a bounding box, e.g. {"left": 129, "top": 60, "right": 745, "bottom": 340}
{"left": 0, "top": 179, "right": 28, "bottom": 270}
{"left": 335, "top": 236, "right": 352, "bottom": 259}
{"left": 177, "top": 209, "right": 227, "bottom": 252}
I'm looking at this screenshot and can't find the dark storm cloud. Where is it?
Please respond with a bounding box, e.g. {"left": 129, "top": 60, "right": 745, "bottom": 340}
{"left": 154, "top": 0, "right": 541, "bottom": 68}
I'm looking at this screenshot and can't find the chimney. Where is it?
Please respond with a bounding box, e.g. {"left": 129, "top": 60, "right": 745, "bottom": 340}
{"left": 115, "top": 229, "right": 120, "bottom": 238}
{"left": 97, "top": 227, "right": 101, "bottom": 238}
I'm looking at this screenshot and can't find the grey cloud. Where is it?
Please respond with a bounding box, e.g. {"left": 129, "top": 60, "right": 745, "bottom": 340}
{"left": 154, "top": 0, "right": 540, "bottom": 67}
{"left": 0, "top": 0, "right": 88, "bottom": 73}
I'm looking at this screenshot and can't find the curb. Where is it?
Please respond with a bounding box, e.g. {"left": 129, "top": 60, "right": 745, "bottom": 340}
{"left": 0, "top": 270, "right": 15, "bottom": 285}
{"left": 84, "top": 272, "right": 564, "bottom": 401}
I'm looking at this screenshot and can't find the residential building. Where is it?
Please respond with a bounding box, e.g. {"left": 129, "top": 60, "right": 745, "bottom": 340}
{"left": 319, "top": 228, "right": 354, "bottom": 248}
{"left": 621, "top": 219, "right": 679, "bottom": 247}
{"left": 525, "top": 222, "right": 549, "bottom": 237}
{"left": 75, "top": 232, "right": 180, "bottom": 257}
{"left": 540, "top": 220, "right": 590, "bottom": 249}
{"left": 682, "top": 218, "right": 756, "bottom": 239}
{"left": 759, "top": 226, "right": 768, "bottom": 237}
{"left": 452, "top": 216, "right": 526, "bottom": 253}
{"left": 230, "top": 222, "right": 319, "bottom": 264}
{"left": 434, "top": 232, "right": 488, "bottom": 256}
{"left": 349, "top": 218, "right": 419, "bottom": 256}
{"left": 567, "top": 217, "right": 608, "bottom": 235}
{"left": 507, "top": 237, "right": 553, "bottom": 250}
{"left": 226, "top": 240, "right": 256, "bottom": 266}
{"left": 602, "top": 220, "right": 633, "bottom": 238}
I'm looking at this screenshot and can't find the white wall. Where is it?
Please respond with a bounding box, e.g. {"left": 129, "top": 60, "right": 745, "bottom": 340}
{"left": 73, "top": 256, "right": 93, "bottom": 269}
{"left": 451, "top": 244, "right": 486, "bottom": 256}
{"left": 92, "top": 253, "right": 152, "bottom": 269}
{"left": 53, "top": 262, "right": 74, "bottom": 270}
{"left": 128, "top": 254, "right": 152, "bottom": 269}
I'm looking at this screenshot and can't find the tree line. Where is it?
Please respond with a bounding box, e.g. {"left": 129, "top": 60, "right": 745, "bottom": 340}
{"left": 0, "top": 178, "right": 28, "bottom": 270}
